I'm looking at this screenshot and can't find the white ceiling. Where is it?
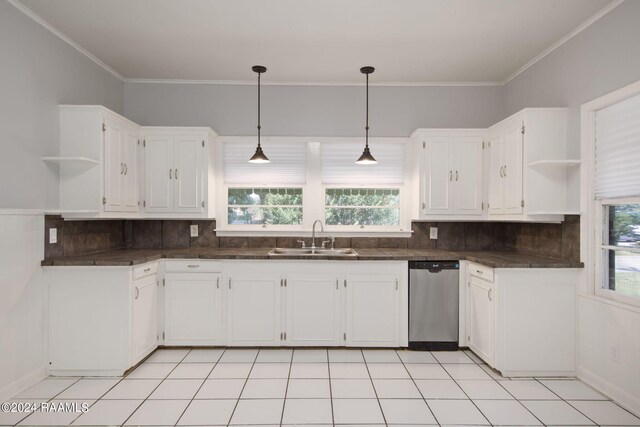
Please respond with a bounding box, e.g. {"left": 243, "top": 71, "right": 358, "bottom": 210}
{"left": 16, "top": 0, "right": 617, "bottom": 84}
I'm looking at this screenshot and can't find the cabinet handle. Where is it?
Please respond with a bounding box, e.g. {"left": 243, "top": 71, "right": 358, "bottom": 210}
{"left": 503, "top": 165, "right": 507, "bottom": 177}
{"left": 499, "top": 166, "right": 503, "bottom": 177}
{"left": 488, "top": 288, "right": 493, "bottom": 301}
{"left": 336, "top": 279, "right": 338, "bottom": 290}
{"left": 175, "top": 169, "right": 179, "bottom": 179}
{"left": 187, "top": 264, "right": 200, "bottom": 269}
{"left": 144, "top": 267, "right": 151, "bottom": 273}
{"left": 134, "top": 286, "right": 139, "bottom": 300}
{"left": 216, "top": 277, "right": 219, "bottom": 289}
{"left": 449, "top": 170, "right": 452, "bottom": 181}
{"left": 476, "top": 269, "right": 483, "bottom": 275}
{"left": 395, "top": 279, "right": 398, "bottom": 290}
{"left": 169, "top": 169, "right": 173, "bottom": 179}
{"left": 229, "top": 278, "right": 232, "bottom": 289}
{"left": 124, "top": 163, "right": 128, "bottom": 175}
{"left": 456, "top": 170, "right": 459, "bottom": 181}
{"left": 120, "top": 163, "right": 124, "bottom": 174}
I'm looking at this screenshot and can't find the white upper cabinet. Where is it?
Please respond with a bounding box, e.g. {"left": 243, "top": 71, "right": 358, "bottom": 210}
{"left": 413, "top": 129, "right": 484, "bottom": 219}
{"left": 141, "top": 127, "right": 217, "bottom": 218}
{"left": 57, "top": 105, "right": 141, "bottom": 218}
{"left": 487, "top": 108, "right": 573, "bottom": 221}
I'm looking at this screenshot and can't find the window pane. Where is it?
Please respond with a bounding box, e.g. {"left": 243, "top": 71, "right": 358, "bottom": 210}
{"left": 325, "top": 207, "right": 400, "bottom": 226}
{"left": 325, "top": 188, "right": 400, "bottom": 207}
{"left": 607, "top": 204, "right": 640, "bottom": 247}
{"left": 605, "top": 249, "right": 640, "bottom": 298}
{"left": 227, "top": 207, "right": 303, "bottom": 225}
{"left": 228, "top": 188, "right": 302, "bottom": 206}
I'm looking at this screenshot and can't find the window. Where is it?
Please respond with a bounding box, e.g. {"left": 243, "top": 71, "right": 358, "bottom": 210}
{"left": 227, "top": 187, "right": 303, "bottom": 225}
{"left": 599, "top": 202, "right": 640, "bottom": 299}
{"left": 592, "top": 90, "right": 640, "bottom": 304}
{"left": 325, "top": 188, "right": 400, "bottom": 226}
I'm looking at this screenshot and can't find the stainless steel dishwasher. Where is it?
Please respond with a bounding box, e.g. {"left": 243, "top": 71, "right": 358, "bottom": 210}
{"left": 409, "top": 261, "right": 459, "bottom": 350}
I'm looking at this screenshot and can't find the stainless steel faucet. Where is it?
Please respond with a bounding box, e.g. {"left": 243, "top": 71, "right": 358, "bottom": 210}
{"left": 311, "top": 219, "right": 324, "bottom": 249}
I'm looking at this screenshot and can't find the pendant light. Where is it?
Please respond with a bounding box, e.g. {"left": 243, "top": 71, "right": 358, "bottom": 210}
{"left": 356, "top": 66, "right": 377, "bottom": 164}
{"left": 248, "top": 65, "right": 270, "bottom": 163}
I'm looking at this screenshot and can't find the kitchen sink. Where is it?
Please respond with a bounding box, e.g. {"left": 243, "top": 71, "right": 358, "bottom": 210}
{"left": 268, "top": 248, "right": 358, "bottom": 257}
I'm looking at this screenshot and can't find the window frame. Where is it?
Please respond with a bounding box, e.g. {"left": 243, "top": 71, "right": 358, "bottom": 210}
{"left": 582, "top": 79, "right": 640, "bottom": 310}
{"left": 594, "top": 197, "right": 640, "bottom": 307}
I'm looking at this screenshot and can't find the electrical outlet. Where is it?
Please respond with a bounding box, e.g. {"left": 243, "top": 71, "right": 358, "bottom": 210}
{"left": 610, "top": 344, "right": 620, "bottom": 363}
{"left": 49, "top": 228, "right": 57, "bottom": 244}
{"left": 430, "top": 227, "right": 438, "bottom": 239}
{"left": 190, "top": 224, "right": 199, "bottom": 237}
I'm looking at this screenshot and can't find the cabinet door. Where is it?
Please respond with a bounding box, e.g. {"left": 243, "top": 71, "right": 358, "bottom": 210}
{"left": 121, "top": 130, "right": 139, "bottom": 212}
{"left": 103, "top": 117, "right": 124, "bottom": 211}
{"left": 285, "top": 275, "right": 341, "bottom": 346}
{"left": 227, "top": 274, "right": 281, "bottom": 346}
{"left": 165, "top": 274, "right": 221, "bottom": 345}
{"left": 422, "top": 138, "right": 454, "bottom": 214}
{"left": 144, "top": 136, "right": 173, "bottom": 213}
{"left": 503, "top": 124, "right": 524, "bottom": 214}
{"left": 468, "top": 276, "right": 494, "bottom": 364}
{"left": 345, "top": 274, "right": 400, "bottom": 347}
{"left": 132, "top": 276, "right": 158, "bottom": 364}
{"left": 173, "top": 136, "right": 203, "bottom": 213}
{"left": 454, "top": 137, "right": 483, "bottom": 215}
{"left": 488, "top": 136, "right": 504, "bottom": 214}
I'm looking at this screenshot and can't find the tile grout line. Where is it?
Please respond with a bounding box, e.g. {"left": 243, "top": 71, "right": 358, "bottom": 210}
{"left": 326, "top": 348, "right": 335, "bottom": 426}
{"left": 11, "top": 376, "right": 83, "bottom": 426}
{"left": 431, "top": 351, "right": 493, "bottom": 426}
{"left": 173, "top": 348, "right": 227, "bottom": 427}
{"left": 394, "top": 349, "right": 441, "bottom": 426}
{"left": 225, "top": 349, "right": 259, "bottom": 427}
{"left": 278, "top": 349, "right": 294, "bottom": 426}
{"left": 361, "top": 349, "right": 389, "bottom": 427}
{"left": 119, "top": 348, "right": 192, "bottom": 427}
{"left": 534, "top": 377, "right": 605, "bottom": 426}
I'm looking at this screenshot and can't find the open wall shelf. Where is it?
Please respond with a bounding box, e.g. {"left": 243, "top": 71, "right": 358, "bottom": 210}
{"left": 528, "top": 159, "right": 581, "bottom": 167}
{"left": 42, "top": 156, "right": 99, "bottom": 165}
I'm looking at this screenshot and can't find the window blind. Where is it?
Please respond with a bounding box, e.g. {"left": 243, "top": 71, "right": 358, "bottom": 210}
{"left": 321, "top": 141, "right": 405, "bottom": 185}
{"left": 224, "top": 141, "right": 306, "bottom": 185}
{"left": 595, "top": 93, "right": 640, "bottom": 199}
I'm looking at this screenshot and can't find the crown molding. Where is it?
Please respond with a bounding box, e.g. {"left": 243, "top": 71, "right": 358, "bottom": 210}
{"left": 501, "top": 0, "right": 625, "bottom": 85}
{"left": 122, "top": 78, "right": 503, "bottom": 87}
{"left": 7, "top": 0, "right": 124, "bottom": 80}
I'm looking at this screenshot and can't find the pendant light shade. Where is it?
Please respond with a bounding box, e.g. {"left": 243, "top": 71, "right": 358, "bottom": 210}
{"left": 249, "top": 65, "right": 270, "bottom": 163}
{"left": 356, "top": 66, "right": 377, "bottom": 165}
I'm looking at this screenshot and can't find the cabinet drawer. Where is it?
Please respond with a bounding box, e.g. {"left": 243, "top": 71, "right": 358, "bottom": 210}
{"left": 468, "top": 262, "right": 494, "bottom": 282}
{"left": 133, "top": 262, "right": 158, "bottom": 280}
{"left": 165, "top": 260, "right": 222, "bottom": 273}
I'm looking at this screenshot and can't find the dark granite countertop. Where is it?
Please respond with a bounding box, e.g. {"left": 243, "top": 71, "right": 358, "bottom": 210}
{"left": 41, "top": 248, "right": 583, "bottom": 268}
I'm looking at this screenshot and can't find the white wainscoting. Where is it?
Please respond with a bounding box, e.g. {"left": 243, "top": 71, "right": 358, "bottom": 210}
{"left": 0, "top": 212, "right": 46, "bottom": 402}
{"left": 578, "top": 295, "right": 640, "bottom": 416}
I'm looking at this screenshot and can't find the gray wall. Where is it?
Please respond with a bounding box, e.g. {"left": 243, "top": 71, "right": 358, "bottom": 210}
{"left": 503, "top": 0, "right": 640, "bottom": 157}
{"left": 124, "top": 83, "right": 503, "bottom": 136}
{"left": 0, "top": 1, "right": 123, "bottom": 210}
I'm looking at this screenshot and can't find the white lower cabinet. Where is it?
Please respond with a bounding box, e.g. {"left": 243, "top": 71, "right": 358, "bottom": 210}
{"left": 226, "top": 274, "right": 282, "bottom": 346}
{"left": 346, "top": 274, "right": 400, "bottom": 347}
{"left": 467, "top": 274, "right": 494, "bottom": 365}
{"left": 132, "top": 274, "right": 158, "bottom": 364}
{"left": 46, "top": 262, "right": 158, "bottom": 376}
{"left": 164, "top": 273, "right": 222, "bottom": 346}
{"left": 464, "top": 261, "right": 579, "bottom": 377}
{"left": 285, "top": 274, "right": 341, "bottom": 346}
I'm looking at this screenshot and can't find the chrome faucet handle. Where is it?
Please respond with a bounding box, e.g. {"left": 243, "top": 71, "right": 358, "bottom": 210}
{"left": 321, "top": 236, "right": 335, "bottom": 249}
{"left": 296, "top": 240, "right": 306, "bottom": 248}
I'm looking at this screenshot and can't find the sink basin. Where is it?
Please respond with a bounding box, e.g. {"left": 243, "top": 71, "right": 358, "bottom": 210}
{"left": 268, "top": 248, "right": 358, "bottom": 257}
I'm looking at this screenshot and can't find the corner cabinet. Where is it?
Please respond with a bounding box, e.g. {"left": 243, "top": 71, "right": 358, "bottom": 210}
{"left": 412, "top": 129, "right": 485, "bottom": 219}
{"left": 46, "top": 262, "right": 159, "bottom": 376}
{"left": 464, "top": 262, "right": 579, "bottom": 377}
{"left": 141, "top": 127, "right": 217, "bottom": 218}
{"left": 487, "top": 108, "right": 576, "bottom": 221}
{"left": 57, "top": 105, "right": 141, "bottom": 218}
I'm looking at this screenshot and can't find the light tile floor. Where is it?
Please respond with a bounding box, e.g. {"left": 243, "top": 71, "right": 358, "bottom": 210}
{"left": 1, "top": 348, "right": 639, "bottom": 426}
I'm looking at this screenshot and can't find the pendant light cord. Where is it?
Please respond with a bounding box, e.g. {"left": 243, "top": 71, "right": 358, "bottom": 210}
{"left": 365, "top": 72, "right": 369, "bottom": 149}
{"left": 257, "top": 71, "right": 261, "bottom": 149}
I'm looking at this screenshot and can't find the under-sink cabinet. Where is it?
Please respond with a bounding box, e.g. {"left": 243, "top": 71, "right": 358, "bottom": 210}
{"left": 463, "top": 261, "right": 579, "bottom": 377}
{"left": 46, "top": 262, "right": 159, "bottom": 376}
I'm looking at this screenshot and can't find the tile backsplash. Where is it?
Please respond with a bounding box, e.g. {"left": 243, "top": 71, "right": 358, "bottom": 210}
{"left": 44, "top": 215, "right": 580, "bottom": 262}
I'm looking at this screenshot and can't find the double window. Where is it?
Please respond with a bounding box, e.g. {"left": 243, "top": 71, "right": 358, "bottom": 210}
{"left": 592, "top": 91, "right": 640, "bottom": 305}
{"left": 220, "top": 138, "right": 407, "bottom": 233}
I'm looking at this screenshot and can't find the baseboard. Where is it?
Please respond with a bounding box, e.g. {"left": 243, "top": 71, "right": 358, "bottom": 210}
{"left": 0, "top": 366, "right": 46, "bottom": 403}
{"left": 579, "top": 366, "right": 640, "bottom": 417}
